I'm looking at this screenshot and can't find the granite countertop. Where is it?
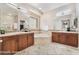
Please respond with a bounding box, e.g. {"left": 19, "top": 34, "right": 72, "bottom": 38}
{"left": 0, "top": 32, "right": 34, "bottom": 37}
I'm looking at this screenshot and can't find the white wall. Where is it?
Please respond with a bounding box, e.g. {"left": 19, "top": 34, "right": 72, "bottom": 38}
{"left": 40, "top": 4, "right": 76, "bottom": 31}
{"left": 0, "top": 14, "right": 18, "bottom": 31}
{"left": 76, "top": 3, "right": 79, "bottom": 32}
{"left": 0, "top": 4, "right": 18, "bottom": 32}
{"left": 40, "top": 11, "right": 55, "bottom": 30}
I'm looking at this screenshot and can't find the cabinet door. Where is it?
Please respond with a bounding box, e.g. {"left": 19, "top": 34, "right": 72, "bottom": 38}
{"left": 59, "top": 33, "right": 66, "bottom": 44}
{"left": 18, "top": 34, "right": 28, "bottom": 51}
{"left": 27, "top": 33, "right": 34, "bottom": 47}
{"left": 2, "top": 36, "right": 17, "bottom": 54}
{"left": 52, "top": 32, "right": 59, "bottom": 43}
{"left": 66, "top": 33, "right": 78, "bottom": 47}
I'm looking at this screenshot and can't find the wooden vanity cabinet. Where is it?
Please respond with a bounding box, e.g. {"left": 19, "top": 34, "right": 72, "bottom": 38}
{"left": 27, "top": 33, "right": 34, "bottom": 47}
{"left": 18, "top": 34, "right": 28, "bottom": 51}
{"left": 66, "top": 33, "right": 78, "bottom": 47}
{"left": 0, "top": 33, "right": 34, "bottom": 54}
{"left": 2, "top": 36, "right": 18, "bottom": 54}
{"left": 52, "top": 32, "right": 78, "bottom": 47}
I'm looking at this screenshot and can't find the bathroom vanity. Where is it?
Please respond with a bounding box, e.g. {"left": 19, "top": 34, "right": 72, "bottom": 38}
{"left": 52, "top": 31, "right": 78, "bottom": 47}
{"left": 0, "top": 32, "right": 34, "bottom": 54}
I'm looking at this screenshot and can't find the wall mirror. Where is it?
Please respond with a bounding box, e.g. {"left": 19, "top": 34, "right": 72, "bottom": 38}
{"left": 62, "top": 19, "right": 70, "bottom": 31}
{"left": 0, "top": 3, "right": 18, "bottom": 32}
{"left": 73, "top": 17, "right": 78, "bottom": 28}
{"left": 26, "top": 16, "right": 39, "bottom": 31}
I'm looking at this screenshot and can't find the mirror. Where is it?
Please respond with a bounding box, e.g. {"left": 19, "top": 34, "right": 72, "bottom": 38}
{"left": 73, "top": 17, "right": 78, "bottom": 28}
{"left": 0, "top": 3, "right": 18, "bottom": 32}
{"left": 26, "top": 16, "right": 39, "bottom": 31}
{"left": 62, "top": 19, "right": 70, "bottom": 31}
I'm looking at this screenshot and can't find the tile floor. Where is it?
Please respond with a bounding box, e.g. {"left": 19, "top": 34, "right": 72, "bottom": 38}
{"left": 15, "top": 37, "right": 79, "bottom": 55}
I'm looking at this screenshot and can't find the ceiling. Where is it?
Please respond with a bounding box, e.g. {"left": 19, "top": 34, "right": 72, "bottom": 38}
{"left": 16, "top": 3, "right": 70, "bottom": 13}
{"left": 0, "top": 3, "right": 70, "bottom": 15}
{"left": 28, "top": 3, "right": 69, "bottom": 13}
{"left": 0, "top": 3, "right": 18, "bottom": 15}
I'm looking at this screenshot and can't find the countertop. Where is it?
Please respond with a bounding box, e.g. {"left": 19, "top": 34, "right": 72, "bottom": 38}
{"left": 0, "top": 31, "right": 78, "bottom": 37}
{"left": 0, "top": 32, "right": 34, "bottom": 37}
{"left": 52, "top": 31, "right": 78, "bottom": 34}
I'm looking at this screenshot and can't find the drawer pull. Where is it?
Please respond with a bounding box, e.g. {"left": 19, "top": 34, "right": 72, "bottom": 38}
{"left": 0, "top": 40, "right": 3, "bottom": 43}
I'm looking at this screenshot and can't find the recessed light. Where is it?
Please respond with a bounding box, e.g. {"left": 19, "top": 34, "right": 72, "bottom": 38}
{"left": 39, "top": 8, "right": 42, "bottom": 10}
